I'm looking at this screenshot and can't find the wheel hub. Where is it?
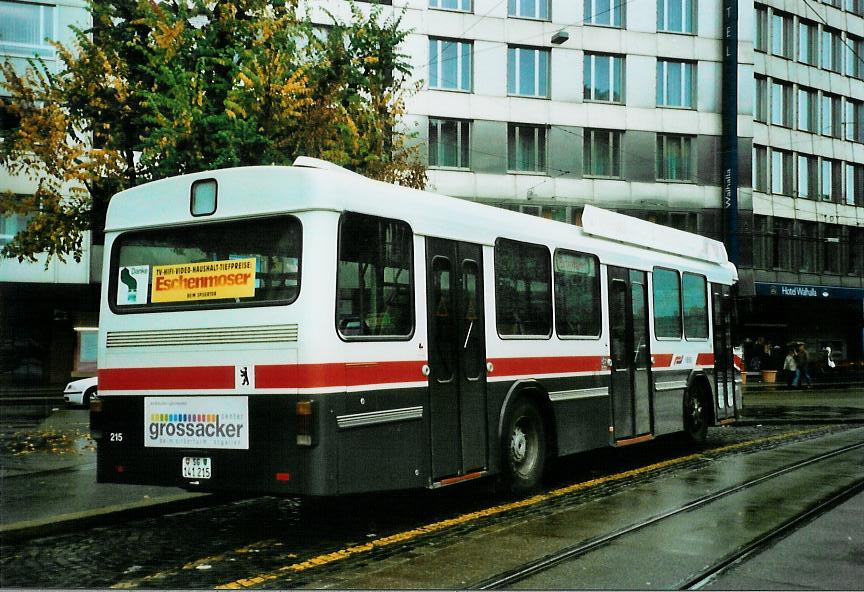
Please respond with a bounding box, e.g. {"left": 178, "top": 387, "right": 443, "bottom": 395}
{"left": 511, "top": 426, "right": 527, "bottom": 463}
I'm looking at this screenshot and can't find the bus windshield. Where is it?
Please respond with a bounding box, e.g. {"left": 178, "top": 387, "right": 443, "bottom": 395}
{"left": 109, "top": 216, "right": 301, "bottom": 312}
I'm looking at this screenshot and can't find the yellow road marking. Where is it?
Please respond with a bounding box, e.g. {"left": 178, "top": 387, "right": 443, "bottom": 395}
{"left": 213, "top": 428, "right": 821, "bottom": 589}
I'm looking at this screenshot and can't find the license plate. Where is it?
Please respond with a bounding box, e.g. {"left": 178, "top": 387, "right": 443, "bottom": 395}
{"left": 182, "top": 456, "right": 211, "bottom": 479}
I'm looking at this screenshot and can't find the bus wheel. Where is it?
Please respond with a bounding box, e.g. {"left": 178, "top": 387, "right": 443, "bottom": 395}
{"left": 683, "top": 388, "right": 708, "bottom": 444}
{"left": 502, "top": 398, "right": 547, "bottom": 496}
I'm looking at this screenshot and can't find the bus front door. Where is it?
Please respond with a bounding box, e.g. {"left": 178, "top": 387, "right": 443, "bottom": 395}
{"left": 608, "top": 266, "right": 653, "bottom": 442}
{"left": 426, "top": 238, "right": 488, "bottom": 481}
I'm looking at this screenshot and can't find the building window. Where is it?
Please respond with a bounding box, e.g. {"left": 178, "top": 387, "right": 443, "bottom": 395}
{"left": 508, "top": 46, "right": 550, "bottom": 98}
{"left": 797, "top": 87, "right": 817, "bottom": 132}
{"left": 656, "top": 134, "right": 693, "bottom": 182}
{"left": 821, "top": 158, "right": 840, "bottom": 202}
{"left": 848, "top": 0, "right": 864, "bottom": 18}
{"left": 849, "top": 229, "right": 864, "bottom": 277}
{"left": 846, "top": 99, "right": 863, "bottom": 142}
{"left": 798, "top": 20, "right": 818, "bottom": 65}
{"left": 770, "top": 81, "right": 792, "bottom": 127}
{"left": 653, "top": 268, "right": 682, "bottom": 338}
{"left": 821, "top": 27, "right": 843, "bottom": 72}
{"left": 657, "top": 0, "right": 695, "bottom": 34}
{"left": 753, "top": 145, "right": 768, "bottom": 192}
{"left": 583, "top": 129, "right": 621, "bottom": 178}
{"left": 429, "top": 118, "right": 470, "bottom": 169}
{"left": 753, "top": 215, "right": 773, "bottom": 269}
{"left": 821, "top": 93, "right": 841, "bottom": 137}
{"left": 507, "top": 123, "right": 546, "bottom": 173}
{"left": 845, "top": 99, "right": 862, "bottom": 142}
{"left": 584, "top": 0, "right": 625, "bottom": 27}
{"left": 656, "top": 60, "right": 695, "bottom": 108}
{"left": 754, "top": 76, "right": 767, "bottom": 122}
{"left": 797, "top": 155, "right": 817, "bottom": 198}
{"left": 823, "top": 225, "right": 842, "bottom": 274}
{"left": 554, "top": 250, "right": 601, "bottom": 337}
{"left": 771, "top": 149, "right": 793, "bottom": 195}
{"left": 771, "top": 11, "right": 793, "bottom": 58}
{"left": 797, "top": 221, "right": 819, "bottom": 272}
{"left": 429, "top": 38, "right": 472, "bottom": 92}
{"left": 508, "top": 0, "right": 549, "bottom": 20}
{"left": 846, "top": 163, "right": 864, "bottom": 206}
{"left": 74, "top": 328, "right": 98, "bottom": 375}
{"left": 847, "top": 35, "right": 864, "bottom": 80}
{"left": 429, "top": 0, "right": 472, "bottom": 12}
{"left": 754, "top": 4, "right": 768, "bottom": 52}
{"left": 774, "top": 218, "right": 794, "bottom": 270}
{"left": 584, "top": 52, "right": 624, "bottom": 103}
{"left": 0, "top": 1, "right": 55, "bottom": 57}
{"left": 0, "top": 212, "right": 30, "bottom": 246}
{"left": 495, "top": 238, "right": 552, "bottom": 337}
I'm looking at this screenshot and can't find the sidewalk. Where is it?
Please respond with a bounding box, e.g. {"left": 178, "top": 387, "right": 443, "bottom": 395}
{"left": 0, "top": 407, "right": 208, "bottom": 543}
{"left": 1, "top": 386, "right": 862, "bottom": 544}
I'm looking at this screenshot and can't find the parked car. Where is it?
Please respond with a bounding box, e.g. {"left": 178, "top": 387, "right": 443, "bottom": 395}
{"left": 63, "top": 376, "right": 98, "bottom": 407}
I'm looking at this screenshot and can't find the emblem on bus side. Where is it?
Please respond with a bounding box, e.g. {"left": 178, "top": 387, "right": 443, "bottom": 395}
{"left": 236, "top": 365, "right": 255, "bottom": 390}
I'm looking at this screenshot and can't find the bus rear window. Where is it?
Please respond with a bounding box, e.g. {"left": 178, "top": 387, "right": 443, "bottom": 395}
{"left": 110, "top": 216, "right": 301, "bottom": 312}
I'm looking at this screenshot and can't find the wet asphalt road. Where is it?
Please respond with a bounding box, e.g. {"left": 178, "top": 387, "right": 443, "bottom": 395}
{"left": 2, "top": 416, "right": 862, "bottom": 589}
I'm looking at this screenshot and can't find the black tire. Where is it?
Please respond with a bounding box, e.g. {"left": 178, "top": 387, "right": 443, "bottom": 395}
{"left": 83, "top": 388, "right": 97, "bottom": 407}
{"left": 501, "top": 397, "right": 547, "bottom": 496}
{"left": 683, "top": 388, "right": 708, "bottom": 444}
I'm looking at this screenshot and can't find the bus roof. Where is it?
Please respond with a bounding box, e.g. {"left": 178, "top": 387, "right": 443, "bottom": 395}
{"left": 106, "top": 158, "right": 737, "bottom": 283}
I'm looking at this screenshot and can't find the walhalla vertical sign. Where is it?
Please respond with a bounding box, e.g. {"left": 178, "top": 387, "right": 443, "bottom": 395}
{"left": 151, "top": 258, "right": 256, "bottom": 303}
{"left": 722, "top": 0, "right": 739, "bottom": 266}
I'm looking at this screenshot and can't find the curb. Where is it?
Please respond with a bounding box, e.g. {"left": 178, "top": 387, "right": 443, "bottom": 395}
{"left": 0, "top": 492, "right": 213, "bottom": 545}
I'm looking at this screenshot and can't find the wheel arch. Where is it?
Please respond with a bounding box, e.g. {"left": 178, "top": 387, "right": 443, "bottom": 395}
{"left": 497, "top": 380, "right": 558, "bottom": 459}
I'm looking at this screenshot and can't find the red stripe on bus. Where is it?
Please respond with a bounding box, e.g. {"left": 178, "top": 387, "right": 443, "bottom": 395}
{"left": 653, "top": 354, "right": 674, "bottom": 367}
{"left": 696, "top": 353, "right": 715, "bottom": 366}
{"left": 255, "top": 361, "right": 424, "bottom": 389}
{"left": 489, "top": 355, "right": 603, "bottom": 376}
{"left": 99, "top": 366, "right": 234, "bottom": 390}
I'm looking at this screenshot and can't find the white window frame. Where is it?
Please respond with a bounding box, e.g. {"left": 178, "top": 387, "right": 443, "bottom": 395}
{"left": 508, "top": 0, "right": 550, "bottom": 20}
{"left": 428, "top": 118, "right": 471, "bottom": 170}
{"left": 0, "top": 0, "right": 56, "bottom": 57}
{"left": 429, "top": 38, "right": 472, "bottom": 92}
{"left": 429, "top": 0, "right": 472, "bottom": 12}
{"left": 656, "top": 59, "right": 695, "bottom": 108}
{"left": 657, "top": 0, "right": 695, "bottom": 34}
{"left": 508, "top": 123, "right": 547, "bottom": 174}
{"left": 508, "top": 46, "right": 550, "bottom": 98}
{"left": 584, "top": 0, "right": 625, "bottom": 27}
{"left": 583, "top": 52, "right": 624, "bottom": 104}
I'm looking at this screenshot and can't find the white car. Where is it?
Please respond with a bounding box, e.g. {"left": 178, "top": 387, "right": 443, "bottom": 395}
{"left": 63, "top": 376, "right": 98, "bottom": 407}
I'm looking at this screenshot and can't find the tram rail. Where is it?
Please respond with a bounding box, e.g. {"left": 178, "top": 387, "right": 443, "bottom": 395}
{"left": 471, "top": 441, "right": 864, "bottom": 590}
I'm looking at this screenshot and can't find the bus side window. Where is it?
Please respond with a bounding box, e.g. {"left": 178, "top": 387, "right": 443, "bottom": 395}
{"left": 653, "top": 268, "right": 682, "bottom": 339}
{"left": 336, "top": 213, "right": 414, "bottom": 339}
{"left": 494, "top": 238, "right": 551, "bottom": 338}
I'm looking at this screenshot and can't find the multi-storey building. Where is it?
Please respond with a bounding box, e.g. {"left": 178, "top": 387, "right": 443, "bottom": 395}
{"left": 747, "top": 0, "right": 864, "bottom": 367}
{"left": 1, "top": 0, "right": 861, "bottom": 390}
{"left": 0, "top": 0, "right": 95, "bottom": 390}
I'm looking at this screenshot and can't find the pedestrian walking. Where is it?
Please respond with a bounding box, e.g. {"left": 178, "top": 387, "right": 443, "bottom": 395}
{"left": 791, "top": 343, "right": 812, "bottom": 388}
{"left": 783, "top": 348, "right": 797, "bottom": 386}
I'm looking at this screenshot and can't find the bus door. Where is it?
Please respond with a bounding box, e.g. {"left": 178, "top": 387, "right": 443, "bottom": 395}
{"left": 712, "top": 283, "right": 736, "bottom": 420}
{"left": 607, "top": 267, "right": 653, "bottom": 442}
{"left": 426, "top": 238, "right": 487, "bottom": 480}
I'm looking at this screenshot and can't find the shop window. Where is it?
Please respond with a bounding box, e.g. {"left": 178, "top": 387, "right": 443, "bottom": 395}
{"left": 73, "top": 327, "right": 97, "bottom": 374}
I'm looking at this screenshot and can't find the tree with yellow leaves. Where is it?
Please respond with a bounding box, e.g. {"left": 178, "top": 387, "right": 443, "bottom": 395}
{"left": 0, "top": 0, "right": 426, "bottom": 262}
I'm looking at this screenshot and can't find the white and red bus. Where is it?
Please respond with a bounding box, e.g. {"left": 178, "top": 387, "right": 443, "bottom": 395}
{"left": 91, "top": 158, "right": 740, "bottom": 496}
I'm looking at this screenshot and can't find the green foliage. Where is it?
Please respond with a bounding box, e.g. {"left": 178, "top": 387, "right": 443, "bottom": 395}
{"left": 0, "top": 0, "right": 426, "bottom": 263}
